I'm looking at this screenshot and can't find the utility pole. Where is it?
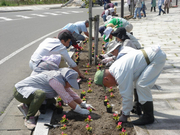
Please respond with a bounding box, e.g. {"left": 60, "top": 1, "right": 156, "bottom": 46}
{"left": 121, "top": 0, "right": 124, "bottom": 18}
{"left": 89, "top": 0, "right": 92, "bottom": 64}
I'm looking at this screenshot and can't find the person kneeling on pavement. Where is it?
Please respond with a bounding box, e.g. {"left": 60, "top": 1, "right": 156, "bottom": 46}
{"left": 14, "top": 68, "right": 94, "bottom": 130}
{"left": 94, "top": 45, "right": 166, "bottom": 125}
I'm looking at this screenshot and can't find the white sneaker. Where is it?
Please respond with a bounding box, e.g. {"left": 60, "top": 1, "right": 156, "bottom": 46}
{"left": 24, "top": 116, "right": 36, "bottom": 130}
{"left": 17, "top": 103, "right": 28, "bottom": 117}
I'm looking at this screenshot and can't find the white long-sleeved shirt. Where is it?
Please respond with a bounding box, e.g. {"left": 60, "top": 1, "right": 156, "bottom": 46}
{"left": 31, "top": 38, "right": 77, "bottom": 68}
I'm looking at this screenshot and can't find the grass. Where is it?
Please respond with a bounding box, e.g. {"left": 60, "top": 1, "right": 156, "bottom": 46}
{"left": 0, "top": 0, "right": 67, "bottom": 7}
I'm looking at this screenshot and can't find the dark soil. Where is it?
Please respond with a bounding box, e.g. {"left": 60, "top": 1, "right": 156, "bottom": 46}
{"left": 49, "top": 39, "right": 136, "bottom": 135}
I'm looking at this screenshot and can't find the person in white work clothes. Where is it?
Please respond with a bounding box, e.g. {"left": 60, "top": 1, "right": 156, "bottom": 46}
{"left": 29, "top": 32, "right": 85, "bottom": 78}
{"left": 94, "top": 45, "right": 166, "bottom": 125}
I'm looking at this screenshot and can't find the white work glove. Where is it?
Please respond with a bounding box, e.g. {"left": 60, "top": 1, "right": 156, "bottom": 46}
{"left": 74, "top": 105, "right": 90, "bottom": 115}
{"left": 105, "top": 60, "right": 114, "bottom": 67}
{"left": 101, "top": 57, "right": 114, "bottom": 64}
{"left": 80, "top": 101, "right": 95, "bottom": 110}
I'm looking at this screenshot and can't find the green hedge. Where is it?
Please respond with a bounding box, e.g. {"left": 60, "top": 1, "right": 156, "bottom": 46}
{"left": 0, "top": 0, "right": 68, "bottom": 6}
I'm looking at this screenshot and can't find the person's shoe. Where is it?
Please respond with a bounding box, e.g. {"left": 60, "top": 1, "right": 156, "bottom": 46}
{"left": 39, "top": 104, "right": 47, "bottom": 114}
{"left": 157, "top": 14, "right": 160, "bottom": 16}
{"left": 118, "top": 114, "right": 129, "bottom": 122}
{"left": 24, "top": 116, "right": 36, "bottom": 130}
{"left": 133, "top": 17, "right": 136, "bottom": 19}
{"left": 17, "top": 103, "right": 28, "bottom": 117}
{"left": 163, "top": 12, "right": 166, "bottom": 14}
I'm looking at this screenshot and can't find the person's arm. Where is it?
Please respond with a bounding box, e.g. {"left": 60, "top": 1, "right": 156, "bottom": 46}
{"left": 72, "top": 66, "right": 85, "bottom": 78}
{"left": 84, "top": 31, "right": 94, "bottom": 40}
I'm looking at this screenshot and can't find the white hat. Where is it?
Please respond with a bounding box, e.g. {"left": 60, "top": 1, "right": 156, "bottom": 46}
{"left": 110, "top": 8, "right": 114, "bottom": 13}
{"left": 106, "top": 40, "right": 121, "bottom": 54}
{"left": 125, "top": 23, "right": 133, "bottom": 32}
{"left": 106, "top": 15, "right": 113, "bottom": 21}
{"left": 104, "top": 27, "right": 113, "bottom": 40}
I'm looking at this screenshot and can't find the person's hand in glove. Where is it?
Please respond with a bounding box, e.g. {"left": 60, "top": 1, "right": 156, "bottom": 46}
{"left": 73, "top": 44, "right": 82, "bottom": 51}
{"left": 80, "top": 101, "right": 96, "bottom": 110}
{"left": 101, "top": 56, "right": 115, "bottom": 64}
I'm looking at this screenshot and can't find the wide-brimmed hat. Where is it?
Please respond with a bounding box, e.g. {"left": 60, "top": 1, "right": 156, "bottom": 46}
{"left": 111, "top": 27, "right": 129, "bottom": 40}
{"left": 99, "top": 26, "right": 106, "bottom": 36}
{"left": 94, "top": 70, "right": 106, "bottom": 91}
{"left": 60, "top": 68, "right": 79, "bottom": 90}
{"left": 106, "top": 15, "right": 113, "bottom": 21}
{"left": 104, "top": 27, "right": 113, "bottom": 40}
{"left": 106, "top": 40, "right": 121, "bottom": 54}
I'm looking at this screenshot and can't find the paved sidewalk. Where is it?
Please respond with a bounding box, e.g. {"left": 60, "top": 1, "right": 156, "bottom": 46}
{"left": 0, "top": 2, "right": 180, "bottom": 135}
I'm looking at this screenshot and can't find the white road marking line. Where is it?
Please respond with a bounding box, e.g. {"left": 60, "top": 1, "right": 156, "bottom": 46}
{"left": 16, "top": 15, "right": 31, "bottom": 19}
{"left": 61, "top": 12, "right": 70, "bottom": 14}
{"left": 0, "top": 28, "right": 62, "bottom": 65}
{"left": 0, "top": 17, "right": 13, "bottom": 21}
{"left": 71, "top": 11, "right": 83, "bottom": 13}
{"left": 44, "top": 12, "right": 58, "bottom": 15}
{"left": 31, "top": 14, "right": 46, "bottom": 17}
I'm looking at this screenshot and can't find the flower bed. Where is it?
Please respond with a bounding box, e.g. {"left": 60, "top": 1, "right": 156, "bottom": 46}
{"left": 49, "top": 38, "right": 136, "bottom": 135}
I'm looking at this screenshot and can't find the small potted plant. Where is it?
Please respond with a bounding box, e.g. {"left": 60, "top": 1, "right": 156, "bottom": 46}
{"left": 87, "top": 88, "right": 92, "bottom": 93}
{"left": 57, "top": 96, "right": 64, "bottom": 106}
{"left": 86, "top": 63, "right": 90, "bottom": 68}
{"left": 113, "top": 113, "right": 119, "bottom": 121}
{"left": 110, "top": 92, "right": 115, "bottom": 98}
{"left": 120, "top": 128, "right": 127, "bottom": 135}
{"left": 104, "top": 96, "right": 109, "bottom": 106}
{"left": 87, "top": 107, "right": 92, "bottom": 113}
{"left": 60, "top": 124, "right": 67, "bottom": 130}
{"left": 84, "top": 70, "right": 89, "bottom": 75}
{"left": 97, "top": 66, "right": 100, "bottom": 71}
{"left": 106, "top": 102, "right": 112, "bottom": 113}
{"left": 108, "top": 87, "right": 113, "bottom": 92}
{"left": 88, "top": 81, "right": 91, "bottom": 87}
{"left": 88, "top": 78, "right": 92, "bottom": 83}
{"left": 116, "top": 122, "right": 122, "bottom": 130}
{"left": 82, "top": 96, "right": 86, "bottom": 101}
{"left": 81, "top": 90, "right": 86, "bottom": 98}
{"left": 85, "top": 115, "right": 93, "bottom": 122}
{"left": 75, "top": 59, "right": 79, "bottom": 65}
{"left": 60, "top": 115, "right": 68, "bottom": 124}
{"left": 85, "top": 124, "right": 92, "bottom": 133}
{"left": 61, "top": 132, "right": 67, "bottom": 135}
{"left": 56, "top": 102, "right": 63, "bottom": 114}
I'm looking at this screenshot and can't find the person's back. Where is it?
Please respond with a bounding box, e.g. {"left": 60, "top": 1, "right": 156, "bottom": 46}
{"left": 62, "top": 23, "right": 79, "bottom": 34}
{"left": 74, "top": 21, "right": 87, "bottom": 34}
{"left": 31, "top": 38, "right": 63, "bottom": 63}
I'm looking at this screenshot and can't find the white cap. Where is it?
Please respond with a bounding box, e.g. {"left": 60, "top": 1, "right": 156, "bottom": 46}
{"left": 104, "top": 27, "right": 113, "bottom": 40}
{"left": 106, "top": 15, "right": 113, "bottom": 21}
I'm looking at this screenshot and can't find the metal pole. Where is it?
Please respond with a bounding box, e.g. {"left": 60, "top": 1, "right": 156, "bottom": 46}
{"left": 94, "top": 15, "right": 99, "bottom": 65}
{"left": 121, "top": 0, "right": 124, "bottom": 18}
{"left": 89, "top": 0, "right": 92, "bottom": 64}
{"left": 176, "top": 0, "right": 178, "bottom": 6}
{"left": 131, "top": 0, "right": 134, "bottom": 16}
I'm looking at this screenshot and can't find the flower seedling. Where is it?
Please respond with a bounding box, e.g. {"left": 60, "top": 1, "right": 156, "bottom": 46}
{"left": 86, "top": 63, "right": 90, "bottom": 68}
{"left": 119, "top": 128, "right": 127, "bottom": 135}
{"left": 88, "top": 78, "right": 92, "bottom": 83}
{"left": 116, "top": 122, "right": 122, "bottom": 130}
{"left": 87, "top": 88, "right": 92, "bottom": 93}
{"left": 87, "top": 107, "right": 92, "bottom": 113}
{"left": 85, "top": 124, "right": 92, "bottom": 132}
{"left": 56, "top": 102, "right": 63, "bottom": 108}
{"left": 85, "top": 115, "right": 93, "bottom": 122}
{"left": 97, "top": 66, "right": 100, "bottom": 71}
{"left": 57, "top": 96, "right": 62, "bottom": 102}
{"left": 88, "top": 81, "right": 91, "bottom": 87}
{"left": 110, "top": 92, "right": 115, "bottom": 98}
{"left": 60, "top": 115, "right": 68, "bottom": 123}
{"left": 113, "top": 113, "right": 119, "bottom": 121}
{"left": 107, "top": 102, "right": 112, "bottom": 108}
{"left": 102, "top": 49, "right": 105, "bottom": 54}
{"left": 104, "top": 96, "right": 109, "bottom": 106}
{"left": 85, "top": 70, "right": 89, "bottom": 75}
{"left": 109, "top": 87, "right": 113, "bottom": 92}
{"left": 81, "top": 90, "right": 86, "bottom": 95}
{"left": 82, "top": 96, "right": 86, "bottom": 101}
{"left": 60, "top": 124, "right": 67, "bottom": 130}
{"left": 61, "top": 132, "right": 67, "bottom": 135}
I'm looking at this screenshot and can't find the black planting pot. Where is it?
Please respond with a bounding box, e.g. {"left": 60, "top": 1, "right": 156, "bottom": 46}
{"left": 56, "top": 108, "right": 63, "bottom": 114}
{"left": 104, "top": 101, "right": 109, "bottom": 106}
{"left": 80, "top": 94, "right": 86, "bottom": 99}
{"left": 107, "top": 107, "right": 112, "bottom": 113}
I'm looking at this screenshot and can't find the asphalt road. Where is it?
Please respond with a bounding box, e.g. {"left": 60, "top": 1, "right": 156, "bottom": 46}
{"left": 0, "top": 3, "right": 130, "bottom": 114}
